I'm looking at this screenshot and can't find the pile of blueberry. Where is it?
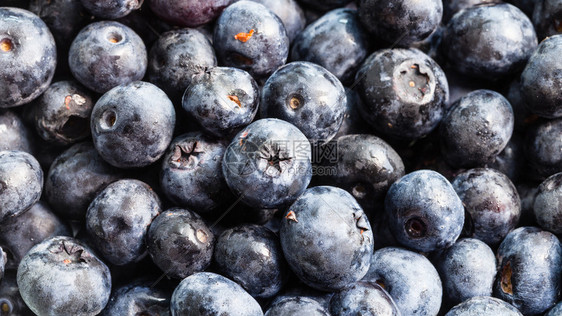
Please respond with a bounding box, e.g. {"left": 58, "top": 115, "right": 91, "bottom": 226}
{"left": 1, "top": 0, "right": 562, "bottom": 315}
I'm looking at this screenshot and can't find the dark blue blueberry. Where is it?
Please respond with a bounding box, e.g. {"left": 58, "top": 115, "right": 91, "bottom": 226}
{"left": 355, "top": 48, "right": 449, "bottom": 140}
{"left": 250, "top": 0, "right": 306, "bottom": 42}
{"left": 0, "top": 271, "right": 34, "bottom": 316}
{"left": 358, "top": 0, "right": 443, "bottom": 46}
{"left": 546, "top": 302, "right": 562, "bottom": 316}
{"left": 444, "top": 296, "right": 522, "bottom": 316}
{"left": 214, "top": 1, "right": 289, "bottom": 82}
{"left": 265, "top": 296, "right": 330, "bottom": 316}
{"left": 441, "top": 3, "right": 537, "bottom": 78}
{"left": 44, "top": 142, "right": 123, "bottom": 221}
{"left": 290, "top": 8, "right": 369, "bottom": 85}
{"left": 0, "top": 150, "right": 43, "bottom": 223}
{"left": 524, "top": 118, "right": 562, "bottom": 180}
{"left": 17, "top": 236, "right": 112, "bottom": 316}
{"left": 494, "top": 226, "right": 562, "bottom": 315}
{"left": 86, "top": 179, "right": 162, "bottom": 266}
{"left": 170, "top": 272, "right": 263, "bottom": 315}
{"left": 260, "top": 61, "right": 346, "bottom": 143}
{"left": 0, "top": 8, "right": 57, "bottom": 108}
{"left": 385, "top": 169, "right": 464, "bottom": 252}
{"left": 520, "top": 35, "right": 562, "bottom": 118}
{"left": 90, "top": 81, "right": 176, "bottom": 168}
{"left": 433, "top": 238, "right": 497, "bottom": 307}
{"left": 68, "top": 21, "right": 147, "bottom": 94}
{"left": 80, "top": 0, "right": 142, "bottom": 19}
{"left": 0, "top": 111, "right": 33, "bottom": 153}
{"left": 532, "top": 0, "right": 562, "bottom": 40}
{"left": 182, "top": 67, "right": 259, "bottom": 138}
{"left": 147, "top": 208, "right": 214, "bottom": 279}
{"left": 222, "top": 118, "right": 312, "bottom": 209}
{"left": 362, "top": 247, "right": 443, "bottom": 316}
{"left": 100, "top": 279, "right": 170, "bottom": 316}
{"left": 32, "top": 80, "right": 94, "bottom": 146}
{"left": 533, "top": 172, "right": 562, "bottom": 234}
{"left": 160, "top": 132, "right": 234, "bottom": 217}
{"left": 298, "top": 0, "right": 352, "bottom": 11}
{"left": 329, "top": 281, "right": 400, "bottom": 316}
{"left": 150, "top": 0, "right": 234, "bottom": 27}
{"left": 442, "top": 0, "right": 500, "bottom": 24}
{"left": 280, "top": 186, "right": 373, "bottom": 291}
{"left": 439, "top": 90, "right": 514, "bottom": 168}
{"left": 452, "top": 168, "right": 521, "bottom": 247}
{"left": 147, "top": 28, "right": 217, "bottom": 103}
{"left": 0, "top": 201, "right": 70, "bottom": 270}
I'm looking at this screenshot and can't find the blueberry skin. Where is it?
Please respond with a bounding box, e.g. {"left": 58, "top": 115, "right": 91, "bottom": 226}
{"left": 214, "top": 224, "right": 288, "bottom": 299}
{"left": 0, "top": 150, "right": 43, "bottom": 223}
{"left": 385, "top": 170, "right": 464, "bottom": 252}
{"left": 452, "top": 168, "right": 521, "bottom": 246}
{"left": 160, "top": 132, "right": 233, "bottom": 217}
{"left": 147, "top": 208, "right": 214, "bottom": 279}
{"left": 444, "top": 296, "right": 523, "bottom": 316}
{"left": 358, "top": 0, "right": 443, "bottom": 46}
{"left": 91, "top": 81, "right": 176, "bottom": 168}
{"left": 222, "top": 118, "right": 312, "bottom": 209}
{"left": 17, "top": 236, "right": 112, "bottom": 316}
{"left": 0, "top": 201, "right": 70, "bottom": 270}
{"left": 86, "top": 179, "right": 162, "bottom": 266}
{"left": 439, "top": 90, "right": 514, "bottom": 169}
{"left": 355, "top": 48, "right": 449, "bottom": 140}
{"left": 494, "top": 227, "right": 562, "bottom": 315}
{"left": 147, "top": 28, "right": 217, "bottom": 103}
{"left": 0, "top": 8, "right": 56, "bottom": 108}
{"left": 150, "top": 0, "right": 233, "bottom": 27}
{"left": 260, "top": 61, "right": 346, "bottom": 143}
{"left": 280, "top": 186, "right": 373, "bottom": 291}
{"left": 520, "top": 35, "right": 562, "bottom": 118}
{"left": 442, "top": 3, "right": 537, "bottom": 79}
{"left": 329, "top": 281, "right": 400, "bottom": 316}
{"left": 265, "top": 296, "right": 330, "bottom": 316}
{"left": 546, "top": 302, "right": 562, "bottom": 316}
{"left": 170, "top": 272, "right": 263, "bottom": 316}
{"left": 524, "top": 118, "right": 562, "bottom": 180}
{"left": 68, "top": 21, "right": 147, "bottom": 94}
{"left": 249, "top": 0, "right": 306, "bottom": 42}
{"left": 433, "top": 238, "right": 497, "bottom": 307}
{"left": 0, "top": 111, "right": 33, "bottom": 153}
{"left": 80, "top": 0, "right": 142, "bottom": 19}
{"left": 362, "top": 247, "right": 443, "bottom": 316}
{"left": 100, "top": 280, "right": 170, "bottom": 316}
{"left": 182, "top": 67, "right": 259, "bottom": 138}
{"left": 290, "top": 9, "right": 369, "bottom": 85}
{"left": 532, "top": 0, "right": 562, "bottom": 40}
{"left": 214, "top": 1, "right": 290, "bottom": 82}
{"left": 32, "top": 80, "right": 94, "bottom": 146}
{"left": 533, "top": 172, "right": 562, "bottom": 234}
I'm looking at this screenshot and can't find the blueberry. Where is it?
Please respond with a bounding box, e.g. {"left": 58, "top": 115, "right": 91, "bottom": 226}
{"left": 358, "top": 0, "right": 443, "bottom": 46}
{"left": 532, "top": 0, "right": 562, "bottom": 40}
{"left": 17, "top": 236, "right": 112, "bottom": 316}
{"left": 546, "top": 302, "right": 562, "bottom": 316}
{"left": 214, "top": 1, "right": 289, "bottom": 82}
{"left": 329, "top": 281, "right": 400, "bottom": 316}
{"left": 290, "top": 8, "right": 370, "bottom": 85}
{"left": 249, "top": 0, "right": 306, "bottom": 42}
{"left": 90, "top": 81, "right": 176, "bottom": 168}
{"left": 86, "top": 179, "right": 162, "bottom": 266}
{"left": 147, "top": 208, "right": 214, "bottom": 279}
{"left": 32, "top": 80, "right": 94, "bottom": 146}
{"left": 432, "top": 238, "right": 497, "bottom": 307}
{"left": 182, "top": 67, "right": 259, "bottom": 138}
{"left": 444, "top": 296, "right": 522, "bottom": 316}
{"left": 0, "top": 8, "right": 57, "bottom": 108}
{"left": 362, "top": 247, "right": 443, "bottom": 316}
{"left": 170, "top": 272, "right": 263, "bottom": 315}
{"left": 68, "top": 21, "right": 147, "bottom": 94}
{"left": 222, "top": 118, "right": 312, "bottom": 209}
{"left": 150, "top": 0, "right": 234, "bottom": 27}
{"left": 80, "top": 0, "right": 142, "bottom": 19}
{"left": 441, "top": 3, "right": 537, "bottom": 78}
{"left": 520, "top": 35, "right": 562, "bottom": 118}
{"left": 214, "top": 224, "right": 288, "bottom": 299}
{"left": 265, "top": 296, "right": 330, "bottom": 316}
{"left": 355, "top": 48, "right": 449, "bottom": 140}
{"left": 533, "top": 172, "right": 562, "bottom": 234}
{"left": 147, "top": 28, "right": 217, "bottom": 103}
{"left": 452, "top": 168, "right": 521, "bottom": 246}
{"left": 280, "top": 186, "right": 373, "bottom": 291}
{"left": 524, "top": 118, "right": 562, "bottom": 180}
{"left": 0, "top": 111, "right": 33, "bottom": 153}
{"left": 385, "top": 169, "right": 464, "bottom": 252}
{"left": 0, "top": 150, "right": 43, "bottom": 223}
{"left": 439, "top": 89, "right": 514, "bottom": 168}
{"left": 494, "top": 226, "right": 562, "bottom": 315}
{"left": 100, "top": 279, "right": 170, "bottom": 316}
